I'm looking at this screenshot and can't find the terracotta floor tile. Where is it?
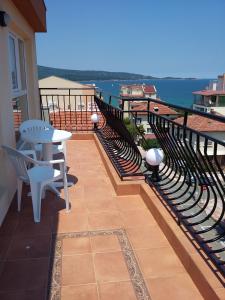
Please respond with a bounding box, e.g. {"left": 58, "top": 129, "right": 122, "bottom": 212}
{"left": 0, "top": 258, "right": 49, "bottom": 291}
{"left": 51, "top": 197, "right": 71, "bottom": 215}
{"left": 6, "top": 235, "right": 51, "bottom": 260}
{"left": 146, "top": 273, "right": 203, "bottom": 300}
{"left": 115, "top": 195, "right": 147, "bottom": 211}
{"left": 0, "top": 216, "right": 18, "bottom": 237}
{"left": 14, "top": 216, "right": 52, "bottom": 237}
{"left": 90, "top": 235, "right": 121, "bottom": 253}
{"left": 85, "top": 197, "right": 117, "bottom": 213}
{"left": 98, "top": 281, "right": 137, "bottom": 300}
{"left": 88, "top": 212, "right": 123, "bottom": 230}
{"left": 84, "top": 185, "right": 115, "bottom": 197}
{"left": 62, "top": 237, "right": 91, "bottom": 255}
{"left": 59, "top": 196, "right": 88, "bottom": 215}
{"left": 61, "top": 284, "right": 98, "bottom": 300}
{"left": 18, "top": 193, "right": 59, "bottom": 217}
{"left": 68, "top": 186, "right": 84, "bottom": 200}
{"left": 127, "top": 225, "right": 169, "bottom": 249}
{"left": 120, "top": 209, "right": 156, "bottom": 228}
{"left": 135, "top": 247, "right": 185, "bottom": 279}
{"left": 94, "top": 251, "right": 130, "bottom": 282}
{"left": 0, "top": 289, "right": 46, "bottom": 300}
{"left": 54, "top": 212, "right": 88, "bottom": 233}
{"left": 0, "top": 237, "right": 12, "bottom": 260}
{"left": 62, "top": 254, "right": 95, "bottom": 286}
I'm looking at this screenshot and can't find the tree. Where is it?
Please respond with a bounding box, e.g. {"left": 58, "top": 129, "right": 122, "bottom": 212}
{"left": 123, "top": 117, "right": 145, "bottom": 140}
{"left": 141, "top": 138, "right": 160, "bottom": 150}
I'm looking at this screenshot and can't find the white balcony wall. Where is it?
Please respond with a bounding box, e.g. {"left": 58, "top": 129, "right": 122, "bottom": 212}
{"left": 0, "top": 0, "right": 40, "bottom": 224}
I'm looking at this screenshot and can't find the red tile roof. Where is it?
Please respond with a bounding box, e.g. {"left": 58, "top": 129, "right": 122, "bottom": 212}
{"left": 143, "top": 85, "right": 156, "bottom": 93}
{"left": 175, "top": 114, "right": 225, "bottom": 132}
{"left": 130, "top": 102, "right": 178, "bottom": 116}
{"left": 145, "top": 133, "right": 156, "bottom": 139}
{"left": 120, "top": 84, "right": 156, "bottom": 96}
{"left": 193, "top": 90, "right": 225, "bottom": 96}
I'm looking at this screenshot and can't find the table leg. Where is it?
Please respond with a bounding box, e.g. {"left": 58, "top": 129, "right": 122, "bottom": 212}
{"left": 42, "top": 143, "right": 53, "bottom": 161}
{"left": 42, "top": 142, "right": 73, "bottom": 195}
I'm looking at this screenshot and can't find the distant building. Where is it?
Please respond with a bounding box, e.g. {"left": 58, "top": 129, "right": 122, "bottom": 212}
{"left": 120, "top": 84, "right": 157, "bottom": 99}
{"left": 130, "top": 101, "right": 178, "bottom": 135}
{"left": 193, "top": 73, "right": 225, "bottom": 115}
{"left": 39, "top": 76, "right": 96, "bottom": 112}
{"left": 175, "top": 113, "right": 225, "bottom": 165}
{"left": 120, "top": 84, "right": 157, "bottom": 117}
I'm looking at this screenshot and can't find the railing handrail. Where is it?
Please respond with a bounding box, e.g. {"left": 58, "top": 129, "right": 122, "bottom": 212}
{"left": 39, "top": 87, "right": 96, "bottom": 90}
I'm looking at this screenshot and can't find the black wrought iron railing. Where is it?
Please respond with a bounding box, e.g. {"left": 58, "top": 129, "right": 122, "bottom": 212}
{"left": 94, "top": 96, "right": 143, "bottom": 179}
{"left": 123, "top": 96, "right": 225, "bottom": 276}
{"left": 39, "top": 88, "right": 104, "bottom": 131}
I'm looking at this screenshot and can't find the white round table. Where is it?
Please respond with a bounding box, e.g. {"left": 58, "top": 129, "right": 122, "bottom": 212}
{"left": 21, "top": 128, "right": 72, "bottom": 195}
{"left": 21, "top": 128, "right": 72, "bottom": 161}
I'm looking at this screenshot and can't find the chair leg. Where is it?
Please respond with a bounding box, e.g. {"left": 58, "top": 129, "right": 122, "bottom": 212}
{"left": 17, "top": 179, "right": 23, "bottom": 212}
{"left": 30, "top": 182, "right": 42, "bottom": 223}
{"left": 63, "top": 172, "right": 70, "bottom": 212}
{"left": 62, "top": 142, "right": 67, "bottom": 172}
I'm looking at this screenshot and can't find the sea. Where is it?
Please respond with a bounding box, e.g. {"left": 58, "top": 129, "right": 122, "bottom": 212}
{"left": 83, "top": 79, "right": 211, "bottom": 108}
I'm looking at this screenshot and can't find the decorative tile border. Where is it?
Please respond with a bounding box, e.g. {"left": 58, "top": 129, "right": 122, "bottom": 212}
{"left": 48, "top": 228, "right": 151, "bottom": 300}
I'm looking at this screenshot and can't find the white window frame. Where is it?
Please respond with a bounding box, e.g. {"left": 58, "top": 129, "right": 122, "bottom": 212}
{"left": 8, "top": 32, "right": 27, "bottom": 99}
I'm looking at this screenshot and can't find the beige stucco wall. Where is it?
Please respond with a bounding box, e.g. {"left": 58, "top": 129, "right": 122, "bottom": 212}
{"left": 39, "top": 76, "right": 96, "bottom": 112}
{"left": 0, "top": 0, "right": 40, "bottom": 224}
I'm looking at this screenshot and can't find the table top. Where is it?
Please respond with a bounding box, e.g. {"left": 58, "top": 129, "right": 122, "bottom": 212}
{"left": 21, "top": 128, "right": 72, "bottom": 144}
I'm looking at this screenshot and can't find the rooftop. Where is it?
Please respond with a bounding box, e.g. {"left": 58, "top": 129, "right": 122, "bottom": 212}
{"left": 175, "top": 114, "right": 225, "bottom": 132}
{"left": 120, "top": 84, "right": 157, "bottom": 97}
{"left": 130, "top": 102, "right": 178, "bottom": 116}
{"left": 1, "top": 134, "right": 224, "bottom": 299}
{"left": 193, "top": 90, "right": 225, "bottom": 96}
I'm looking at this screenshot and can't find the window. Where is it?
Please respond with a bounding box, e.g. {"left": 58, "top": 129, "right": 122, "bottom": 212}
{"left": 9, "top": 36, "right": 19, "bottom": 90}
{"left": 8, "top": 33, "right": 27, "bottom": 95}
{"left": 8, "top": 33, "right": 28, "bottom": 141}
{"left": 219, "top": 96, "right": 225, "bottom": 106}
{"left": 136, "top": 117, "right": 142, "bottom": 124}
{"left": 207, "top": 140, "right": 213, "bottom": 147}
{"left": 147, "top": 128, "right": 152, "bottom": 133}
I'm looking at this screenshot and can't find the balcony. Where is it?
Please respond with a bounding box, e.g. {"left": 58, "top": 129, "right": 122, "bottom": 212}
{"left": 2, "top": 91, "right": 225, "bottom": 299}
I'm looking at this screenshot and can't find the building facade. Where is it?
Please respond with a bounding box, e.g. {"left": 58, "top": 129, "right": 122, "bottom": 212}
{"left": 0, "top": 0, "right": 46, "bottom": 224}
{"left": 130, "top": 101, "right": 178, "bottom": 135}
{"left": 120, "top": 84, "right": 157, "bottom": 118}
{"left": 193, "top": 73, "right": 225, "bottom": 115}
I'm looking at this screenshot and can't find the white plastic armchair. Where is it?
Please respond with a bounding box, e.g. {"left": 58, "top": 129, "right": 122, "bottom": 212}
{"left": 2, "top": 145, "right": 70, "bottom": 223}
{"left": 19, "top": 119, "right": 66, "bottom": 161}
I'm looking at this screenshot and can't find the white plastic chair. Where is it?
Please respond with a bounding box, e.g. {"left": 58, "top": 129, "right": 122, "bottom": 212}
{"left": 2, "top": 145, "right": 70, "bottom": 223}
{"left": 19, "top": 119, "right": 67, "bottom": 162}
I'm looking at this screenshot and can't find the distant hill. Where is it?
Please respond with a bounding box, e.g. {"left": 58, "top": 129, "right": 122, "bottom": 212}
{"left": 38, "top": 66, "right": 196, "bottom": 81}
{"left": 38, "top": 65, "right": 158, "bottom": 81}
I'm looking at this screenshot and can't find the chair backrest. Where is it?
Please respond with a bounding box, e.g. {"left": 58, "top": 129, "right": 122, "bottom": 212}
{"left": 2, "top": 145, "right": 37, "bottom": 181}
{"left": 19, "top": 119, "right": 53, "bottom": 135}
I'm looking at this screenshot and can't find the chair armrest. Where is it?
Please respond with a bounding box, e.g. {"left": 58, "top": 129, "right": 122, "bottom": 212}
{"left": 19, "top": 149, "right": 37, "bottom": 160}
{"left": 36, "top": 159, "right": 65, "bottom": 166}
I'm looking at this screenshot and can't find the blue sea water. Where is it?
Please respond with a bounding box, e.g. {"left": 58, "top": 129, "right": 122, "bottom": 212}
{"left": 84, "top": 79, "right": 211, "bottom": 108}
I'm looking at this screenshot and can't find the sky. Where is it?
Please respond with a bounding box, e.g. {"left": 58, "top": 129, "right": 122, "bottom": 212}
{"left": 36, "top": 0, "right": 225, "bottom": 78}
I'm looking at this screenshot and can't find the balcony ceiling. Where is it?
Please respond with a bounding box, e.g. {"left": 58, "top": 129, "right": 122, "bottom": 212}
{"left": 11, "top": 0, "right": 47, "bottom": 32}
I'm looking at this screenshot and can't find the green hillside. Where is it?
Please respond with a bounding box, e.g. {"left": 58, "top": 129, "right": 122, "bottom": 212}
{"left": 38, "top": 65, "right": 157, "bottom": 81}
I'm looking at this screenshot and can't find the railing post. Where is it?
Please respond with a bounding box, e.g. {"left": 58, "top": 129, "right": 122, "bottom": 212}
{"left": 39, "top": 88, "right": 43, "bottom": 120}
{"left": 109, "top": 95, "right": 112, "bottom": 105}
{"left": 183, "top": 111, "right": 188, "bottom": 139}
{"left": 183, "top": 111, "right": 188, "bottom": 127}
